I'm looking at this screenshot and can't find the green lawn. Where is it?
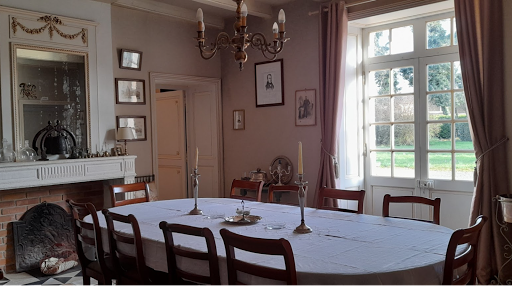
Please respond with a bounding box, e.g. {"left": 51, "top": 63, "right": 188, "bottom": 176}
{"left": 375, "top": 140, "right": 475, "bottom": 171}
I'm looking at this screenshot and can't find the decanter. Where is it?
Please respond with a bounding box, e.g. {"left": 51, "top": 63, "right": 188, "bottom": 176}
{"left": 17, "top": 140, "right": 37, "bottom": 162}
{"left": 0, "top": 138, "right": 16, "bottom": 163}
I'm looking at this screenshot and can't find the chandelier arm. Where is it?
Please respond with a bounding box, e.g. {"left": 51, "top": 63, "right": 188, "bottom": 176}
{"left": 198, "top": 32, "right": 231, "bottom": 60}
{"left": 249, "top": 32, "right": 284, "bottom": 60}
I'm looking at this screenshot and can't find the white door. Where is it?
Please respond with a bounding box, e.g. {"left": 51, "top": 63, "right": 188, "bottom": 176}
{"left": 186, "top": 84, "right": 221, "bottom": 198}
{"left": 155, "top": 90, "right": 187, "bottom": 200}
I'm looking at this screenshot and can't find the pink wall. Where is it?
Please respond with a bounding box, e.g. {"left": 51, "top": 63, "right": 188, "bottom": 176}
{"left": 111, "top": 6, "right": 222, "bottom": 176}
{"left": 220, "top": 1, "right": 322, "bottom": 205}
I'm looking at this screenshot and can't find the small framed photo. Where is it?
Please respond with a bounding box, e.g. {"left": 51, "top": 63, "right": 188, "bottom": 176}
{"left": 233, "top": 110, "right": 245, "bottom": 130}
{"left": 255, "top": 59, "right": 284, "bottom": 107}
{"left": 295, "top": 89, "right": 316, "bottom": 126}
{"left": 120, "top": 49, "right": 142, "bottom": 70}
{"left": 116, "top": 78, "right": 145, "bottom": 104}
{"left": 117, "top": 116, "right": 147, "bottom": 141}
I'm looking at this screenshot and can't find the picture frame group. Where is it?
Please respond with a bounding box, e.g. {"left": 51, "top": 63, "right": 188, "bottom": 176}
{"left": 116, "top": 115, "right": 147, "bottom": 141}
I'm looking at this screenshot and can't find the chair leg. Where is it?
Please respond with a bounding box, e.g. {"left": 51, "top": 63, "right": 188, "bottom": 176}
{"left": 82, "top": 274, "right": 91, "bottom": 285}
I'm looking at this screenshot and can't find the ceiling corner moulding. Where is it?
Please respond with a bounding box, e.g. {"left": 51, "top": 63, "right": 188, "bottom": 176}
{"left": 113, "top": 0, "right": 225, "bottom": 29}
{"left": 191, "top": 0, "right": 272, "bottom": 18}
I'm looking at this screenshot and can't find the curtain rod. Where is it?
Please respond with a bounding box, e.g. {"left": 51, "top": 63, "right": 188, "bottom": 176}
{"left": 308, "top": 0, "right": 376, "bottom": 16}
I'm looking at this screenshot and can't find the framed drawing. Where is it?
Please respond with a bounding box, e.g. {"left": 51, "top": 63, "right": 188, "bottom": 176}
{"left": 295, "top": 89, "right": 316, "bottom": 126}
{"left": 233, "top": 110, "right": 245, "bottom": 130}
{"left": 115, "top": 78, "right": 145, "bottom": 104}
{"left": 254, "top": 59, "right": 284, "bottom": 107}
{"left": 116, "top": 116, "right": 147, "bottom": 141}
{"left": 120, "top": 49, "right": 142, "bottom": 70}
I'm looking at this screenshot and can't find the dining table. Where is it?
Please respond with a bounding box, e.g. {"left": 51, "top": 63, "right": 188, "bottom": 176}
{"left": 87, "top": 197, "right": 457, "bottom": 285}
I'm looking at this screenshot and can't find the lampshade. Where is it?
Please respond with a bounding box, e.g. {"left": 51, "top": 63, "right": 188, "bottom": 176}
{"left": 117, "top": 127, "right": 135, "bottom": 140}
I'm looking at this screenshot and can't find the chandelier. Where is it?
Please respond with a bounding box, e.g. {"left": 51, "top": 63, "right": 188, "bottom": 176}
{"left": 195, "top": 0, "right": 289, "bottom": 71}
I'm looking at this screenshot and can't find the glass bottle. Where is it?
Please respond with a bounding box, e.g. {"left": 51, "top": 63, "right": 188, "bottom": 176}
{"left": 0, "top": 138, "right": 16, "bottom": 163}
{"left": 17, "top": 140, "right": 37, "bottom": 162}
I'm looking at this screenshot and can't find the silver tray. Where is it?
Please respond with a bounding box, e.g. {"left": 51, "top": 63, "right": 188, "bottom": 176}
{"left": 224, "top": 215, "right": 262, "bottom": 224}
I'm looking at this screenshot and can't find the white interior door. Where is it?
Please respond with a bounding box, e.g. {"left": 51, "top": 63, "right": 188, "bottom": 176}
{"left": 155, "top": 90, "right": 187, "bottom": 200}
{"left": 186, "top": 84, "right": 220, "bottom": 198}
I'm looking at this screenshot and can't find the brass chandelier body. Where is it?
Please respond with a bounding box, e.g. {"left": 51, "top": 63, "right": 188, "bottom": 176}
{"left": 196, "top": 0, "right": 289, "bottom": 71}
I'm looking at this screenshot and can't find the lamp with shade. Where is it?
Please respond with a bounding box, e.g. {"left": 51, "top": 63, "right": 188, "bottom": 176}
{"left": 117, "top": 127, "right": 135, "bottom": 155}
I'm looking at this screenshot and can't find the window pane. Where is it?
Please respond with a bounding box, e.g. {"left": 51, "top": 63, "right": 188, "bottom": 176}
{"left": 370, "top": 97, "right": 390, "bottom": 122}
{"left": 371, "top": 125, "right": 390, "bottom": 149}
{"left": 394, "top": 152, "right": 414, "bottom": 178}
{"left": 369, "top": 30, "right": 390, "bottom": 57}
{"left": 454, "top": 92, "right": 467, "bottom": 119}
{"left": 393, "top": 95, "right": 414, "bottom": 121}
{"left": 392, "top": 67, "right": 414, "bottom": 94}
{"left": 453, "top": 18, "right": 458, "bottom": 46}
{"left": 394, "top": 124, "right": 414, "bottom": 149}
{"left": 454, "top": 61, "right": 463, "bottom": 89}
{"left": 429, "top": 123, "right": 451, "bottom": 150}
{"left": 391, "top": 26, "right": 413, "bottom": 54}
{"left": 371, "top": 152, "right": 391, "bottom": 176}
{"left": 369, "top": 70, "right": 390, "bottom": 95}
{"left": 427, "top": 18, "right": 451, "bottom": 49}
{"left": 455, "top": 123, "right": 473, "bottom": 150}
{"left": 428, "top": 93, "right": 451, "bottom": 120}
{"left": 455, "top": 153, "right": 474, "bottom": 180}
{"left": 427, "top": 63, "right": 451, "bottom": 91}
{"left": 429, "top": 153, "right": 452, "bottom": 179}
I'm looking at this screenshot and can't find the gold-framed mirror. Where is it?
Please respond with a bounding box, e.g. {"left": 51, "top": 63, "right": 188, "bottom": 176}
{"left": 11, "top": 44, "right": 91, "bottom": 156}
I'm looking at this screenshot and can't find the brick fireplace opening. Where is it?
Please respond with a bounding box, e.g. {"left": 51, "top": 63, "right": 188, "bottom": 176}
{"left": 0, "top": 181, "right": 105, "bottom": 273}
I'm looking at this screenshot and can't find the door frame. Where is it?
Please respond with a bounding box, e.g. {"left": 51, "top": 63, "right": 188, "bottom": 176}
{"left": 149, "top": 72, "right": 224, "bottom": 198}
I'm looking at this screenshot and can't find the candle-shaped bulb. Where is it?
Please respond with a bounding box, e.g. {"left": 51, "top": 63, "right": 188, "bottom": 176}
{"left": 241, "top": 4, "right": 248, "bottom": 16}
{"left": 273, "top": 22, "right": 279, "bottom": 33}
{"left": 195, "top": 147, "right": 199, "bottom": 169}
{"left": 278, "top": 9, "right": 286, "bottom": 23}
{"left": 196, "top": 8, "right": 203, "bottom": 21}
{"left": 298, "top": 142, "right": 303, "bottom": 174}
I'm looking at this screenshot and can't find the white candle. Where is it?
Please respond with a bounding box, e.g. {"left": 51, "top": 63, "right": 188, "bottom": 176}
{"left": 298, "top": 142, "right": 303, "bottom": 174}
{"left": 195, "top": 147, "right": 199, "bottom": 169}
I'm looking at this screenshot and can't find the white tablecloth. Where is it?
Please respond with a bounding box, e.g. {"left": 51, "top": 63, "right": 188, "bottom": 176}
{"left": 87, "top": 198, "right": 455, "bottom": 285}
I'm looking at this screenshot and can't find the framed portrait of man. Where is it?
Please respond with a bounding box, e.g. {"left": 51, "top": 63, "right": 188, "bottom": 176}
{"left": 254, "top": 59, "right": 284, "bottom": 107}
{"left": 295, "top": 89, "right": 316, "bottom": 126}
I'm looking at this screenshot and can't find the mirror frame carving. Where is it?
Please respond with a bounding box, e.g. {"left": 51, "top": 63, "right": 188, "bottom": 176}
{"left": 11, "top": 43, "right": 91, "bottom": 152}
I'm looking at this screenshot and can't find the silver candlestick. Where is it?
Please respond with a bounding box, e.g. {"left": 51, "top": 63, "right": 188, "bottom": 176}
{"left": 189, "top": 168, "right": 203, "bottom": 215}
{"left": 269, "top": 163, "right": 291, "bottom": 186}
{"left": 294, "top": 173, "right": 312, "bottom": 233}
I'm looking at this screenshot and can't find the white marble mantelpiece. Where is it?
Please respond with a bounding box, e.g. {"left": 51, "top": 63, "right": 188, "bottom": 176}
{"left": 0, "top": 155, "right": 136, "bottom": 191}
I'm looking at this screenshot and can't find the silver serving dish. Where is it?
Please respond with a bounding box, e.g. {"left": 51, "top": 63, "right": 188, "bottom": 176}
{"left": 224, "top": 215, "right": 262, "bottom": 224}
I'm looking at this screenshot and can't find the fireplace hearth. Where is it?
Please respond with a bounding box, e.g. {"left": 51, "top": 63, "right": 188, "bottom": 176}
{"left": 12, "top": 202, "right": 75, "bottom": 272}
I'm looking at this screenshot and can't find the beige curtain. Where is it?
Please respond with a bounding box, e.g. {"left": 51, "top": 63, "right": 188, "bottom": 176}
{"left": 315, "top": 2, "right": 348, "bottom": 206}
{"left": 454, "top": 0, "right": 511, "bottom": 283}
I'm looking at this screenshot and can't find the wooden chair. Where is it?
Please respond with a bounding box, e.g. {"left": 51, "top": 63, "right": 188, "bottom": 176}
{"left": 316, "top": 187, "right": 366, "bottom": 214}
{"left": 102, "top": 209, "right": 153, "bottom": 285}
{"left": 442, "top": 215, "right": 487, "bottom": 285}
{"left": 67, "top": 199, "right": 113, "bottom": 285}
{"left": 159, "top": 222, "right": 220, "bottom": 284}
{"left": 110, "top": 182, "right": 149, "bottom": 207}
{"left": 230, "top": 179, "right": 264, "bottom": 202}
{"left": 220, "top": 228, "right": 297, "bottom": 285}
{"left": 268, "top": 184, "right": 300, "bottom": 205}
{"left": 382, "top": 194, "right": 441, "bottom": 224}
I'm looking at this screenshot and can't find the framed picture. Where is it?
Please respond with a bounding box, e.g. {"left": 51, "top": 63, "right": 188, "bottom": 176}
{"left": 233, "top": 110, "right": 245, "bottom": 130}
{"left": 120, "top": 49, "right": 142, "bottom": 70}
{"left": 115, "top": 78, "right": 145, "bottom": 104}
{"left": 116, "top": 116, "right": 147, "bottom": 141}
{"left": 255, "top": 59, "right": 284, "bottom": 107}
{"left": 295, "top": 89, "right": 316, "bottom": 126}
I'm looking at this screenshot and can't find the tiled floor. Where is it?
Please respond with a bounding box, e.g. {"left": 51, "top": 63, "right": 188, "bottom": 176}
{"left": 0, "top": 266, "right": 96, "bottom": 285}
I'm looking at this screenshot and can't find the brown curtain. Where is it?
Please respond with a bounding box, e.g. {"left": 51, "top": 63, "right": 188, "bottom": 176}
{"left": 315, "top": 2, "right": 348, "bottom": 206}
{"left": 454, "top": 0, "right": 511, "bottom": 283}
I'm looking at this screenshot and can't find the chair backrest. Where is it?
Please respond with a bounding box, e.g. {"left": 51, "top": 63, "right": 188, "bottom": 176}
{"left": 230, "top": 179, "right": 264, "bottom": 202}
{"left": 316, "top": 188, "right": 366, "bottom": 214}
{"left": 109, "top": 182, "right": 149, "bottom": 207}
{"left": 442, "top": 215, "right": 487, "bottom": 285}
{"left": 220, "top": 228, "right": 297, "bottom": 285}
{"left": 268, "top": 184, "right": 300, "bottom": 205}
{"left": 159, "top": 222, "right": 220, "bottom": 285}
{"left": 382, "top": 194, "right": 441, "bottom": 224}
{"left": 67, "top": 199, "right": 108, "bottom": 274}
{"left": 102, "top": 209, "right": 150, "bottom": 285}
